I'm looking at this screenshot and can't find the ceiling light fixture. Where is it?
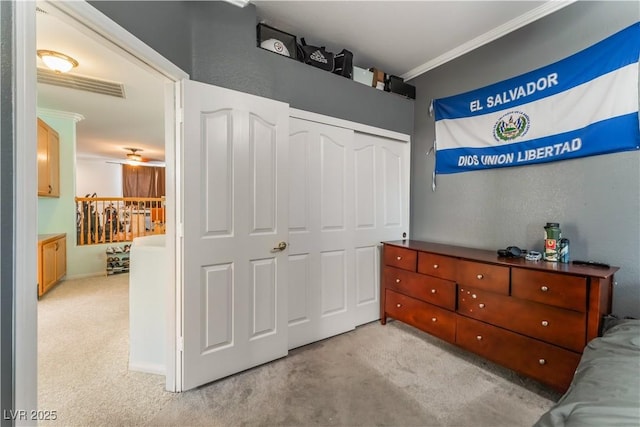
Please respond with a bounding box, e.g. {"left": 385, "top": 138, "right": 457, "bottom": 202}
{"left": 37, "top": 50, "right": 79, "bottom": 73}
{"left": 125, "top": 148, "right": 143, "bottom": 162}
{"left": 222, "top": 0, "right": 250, "bottom": 8}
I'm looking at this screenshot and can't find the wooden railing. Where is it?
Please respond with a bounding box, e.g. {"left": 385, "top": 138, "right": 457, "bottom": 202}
{"left": 75, "top": 196, "right": 165, "bottom": 246}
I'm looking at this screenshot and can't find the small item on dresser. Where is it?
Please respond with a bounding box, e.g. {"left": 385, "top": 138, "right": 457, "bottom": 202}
{"left": 525, "top": 251, "right": 542, "bottom": 261}
{"left": 497, "top": 246, "right": 524, "bottom": 258}
{"left": 558, "top": 238, "right": 570, "bottom": 263}
{"left": 543, "top": 222, "right": 561, "bottom": 262}
{"left": 572, "top": 260, "right": 611, "bottom": 268}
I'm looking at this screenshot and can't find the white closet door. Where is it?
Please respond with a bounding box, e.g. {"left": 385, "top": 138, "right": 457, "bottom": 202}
{"left": 352, "top": 132, "right": 410, "bottom": 325}
{"left": 288, "top": 117, "right": 410, "bottom": 349}
{"left": 288, "top": 119, "right": 356, "bottom": 349}
{"left": 182, "top": 80, "right": 289, "bottom": 390}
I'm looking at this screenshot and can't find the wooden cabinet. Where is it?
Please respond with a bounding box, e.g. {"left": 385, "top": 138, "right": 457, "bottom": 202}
{"left": 38, "top": 233, "right": 66, "bottom": 297}
{"left": 381, "top": 240, "right": 618, "bottom": 392}
{"left": 37, "top": 118, "right": 60, "bottom": 197}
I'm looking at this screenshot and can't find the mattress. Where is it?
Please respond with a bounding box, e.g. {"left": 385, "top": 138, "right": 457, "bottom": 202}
{"left": 534, "top": 318, "right": 640, "bottom": 426}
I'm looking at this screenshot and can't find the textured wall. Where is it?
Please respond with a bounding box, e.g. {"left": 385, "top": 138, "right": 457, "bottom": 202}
{"left": 90, "top": 1, "right": 414, "bottom": 134}
{"left": 87, "top": 1, "right": 193, "bottom": 75}
{"left": 409, "top": 1, "right": 640, "bottom": 317}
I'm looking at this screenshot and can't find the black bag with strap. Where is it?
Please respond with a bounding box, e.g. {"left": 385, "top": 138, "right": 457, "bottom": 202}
{"left": 333, "top": 49, "right": 353, "bottom": 79}
{"left": 298, "top": 38, "right": 334, "bottom": 72}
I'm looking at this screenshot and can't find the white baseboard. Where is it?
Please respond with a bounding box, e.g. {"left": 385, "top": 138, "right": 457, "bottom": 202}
{"left": 129, "top": 362, "right": 165, "bottom": 376}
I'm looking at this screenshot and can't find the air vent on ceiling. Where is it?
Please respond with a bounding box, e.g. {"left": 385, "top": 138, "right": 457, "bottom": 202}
{"left": 36, "top": 6, "right": 48, "bottom": 14}
{"left": 37, "top": 68, "right": 126, "bottom": 98}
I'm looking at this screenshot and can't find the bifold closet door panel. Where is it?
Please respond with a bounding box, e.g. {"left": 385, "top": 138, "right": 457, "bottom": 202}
{"left": 288, "top": 118, "right": 357, "bottom": 349}
{"left": 352, "top": 132, "right": 410, "bottom": 325}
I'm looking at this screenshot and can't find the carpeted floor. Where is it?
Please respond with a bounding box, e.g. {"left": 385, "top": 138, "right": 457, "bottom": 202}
{"left": 38, "top": 274, "right": 560, "bottom": 426}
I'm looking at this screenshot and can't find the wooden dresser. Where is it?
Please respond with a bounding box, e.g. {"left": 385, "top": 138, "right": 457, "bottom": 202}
{"left": 381, "top": 240, "right": 618, "bottom": 392}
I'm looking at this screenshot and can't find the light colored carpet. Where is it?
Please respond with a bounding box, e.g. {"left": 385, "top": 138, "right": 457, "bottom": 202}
{"left": 38, "top": 274, "right": 559, "bottom": 426}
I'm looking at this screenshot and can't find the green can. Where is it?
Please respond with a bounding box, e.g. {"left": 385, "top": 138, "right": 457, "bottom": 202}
{"left": 544, "top": 222, "right": 561, "bottom": 262}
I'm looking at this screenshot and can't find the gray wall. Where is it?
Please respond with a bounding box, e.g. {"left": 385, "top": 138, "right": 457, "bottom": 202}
{"left": 409, "top": 1, "right": 640, "bottom": 318}
{"left": 1, "top": 0, "right": 14, "bottom": 423}
{"left": 90, "top": 1, "right": 414, "bottom": 135}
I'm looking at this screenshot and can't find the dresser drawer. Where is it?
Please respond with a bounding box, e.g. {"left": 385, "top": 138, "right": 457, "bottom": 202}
{"left": 384, "top": 245, "right": 417, "bottom": 271}
{"left": 417, "top": 252, "right": 457, "bottom": 281}
{"left": 386, "top": 289, "right": 456, "bottom": 343}
{"left": 511, "top": 269, "right": 587, "bottom": 312}
{"left": 456, "top": 316, "right": 581, "bottom": 392}
{"left": 384, "top": 267, "right": 456, "bottom": 310}
{"left": 457, "top": 260, "right": 509, "bottom": 295}
{"left": 457, "top": 287, "right": 586, "bottom": 352}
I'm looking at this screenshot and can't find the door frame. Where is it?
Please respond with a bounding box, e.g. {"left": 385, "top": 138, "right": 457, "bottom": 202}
{"left": 15, "top": 0, "right": 189, "bottom": 410}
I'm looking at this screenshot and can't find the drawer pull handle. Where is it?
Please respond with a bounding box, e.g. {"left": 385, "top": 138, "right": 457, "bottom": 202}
{"left": 476, "top": 335, "right": 483, "bottom": 341}
{"left": 541, "top": 320, "right": 549, "bottom": 327}
{"left": 431, "top": 289, "right": 437, "bottom": 294}
{"left": 431, "top": 317, "right": 437, "bottom": 322}
{"left": 396, "top": 303, "right": 402, "bottom": 308}
{"left": 539, "top": 359, "right": 547, "bottom": 365}
{"left": 396, "top": 256, "right": 402, "bottom": 261}
{"left": 476, "top": 274, "right": 484, "bottom": 280}
{"left": 433, "top": 264, "right": 439, "bottom": 269}
{"left": 541, "top": 285, "right": 549, "bottom": 292}
{"left": 396, "top": 279, "right": 401, "bottom": 283}
{"left": 478, "top": 303, "right": 485, "bottom": 309}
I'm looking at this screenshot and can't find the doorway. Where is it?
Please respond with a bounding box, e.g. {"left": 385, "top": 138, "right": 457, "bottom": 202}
{"left": 15, "top": 0, "right": 187, "bottom": 412}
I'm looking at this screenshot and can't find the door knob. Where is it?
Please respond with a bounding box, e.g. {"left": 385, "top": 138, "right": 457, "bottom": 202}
{"left": 272, "top": 241, "right": 287, "bottom": 252}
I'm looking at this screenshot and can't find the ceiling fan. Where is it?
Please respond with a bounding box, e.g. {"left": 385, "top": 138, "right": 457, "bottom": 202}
{"left": 107, "top": 147, "right": 165, "bottom": 167}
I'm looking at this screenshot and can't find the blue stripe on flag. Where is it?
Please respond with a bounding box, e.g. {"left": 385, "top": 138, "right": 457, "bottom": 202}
{"left": 435, "top": 113, "right": 639, "bottom": 174}
{"left": 434, "top": 22, "right": 640, "bottom": 121}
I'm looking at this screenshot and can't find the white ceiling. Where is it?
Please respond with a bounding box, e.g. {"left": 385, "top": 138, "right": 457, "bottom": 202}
{"left": 36, "top": 1, "right": 571, "bottom": 163}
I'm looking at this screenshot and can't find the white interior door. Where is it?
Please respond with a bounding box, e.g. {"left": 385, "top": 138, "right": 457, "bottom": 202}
{"left": 182, "top": 80, "right": 289, "bottom": 390}
{"left": 288, "top": 119, "right": 356, "bottom": 349}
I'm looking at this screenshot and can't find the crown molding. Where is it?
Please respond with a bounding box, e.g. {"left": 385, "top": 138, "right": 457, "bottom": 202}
{"left": 402, "top": 1, "right": 577, "bottom": 81}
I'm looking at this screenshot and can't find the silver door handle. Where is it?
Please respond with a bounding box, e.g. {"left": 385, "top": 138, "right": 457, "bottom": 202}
{"left": 272, "top": 241, "right": 287, "bottom": 252}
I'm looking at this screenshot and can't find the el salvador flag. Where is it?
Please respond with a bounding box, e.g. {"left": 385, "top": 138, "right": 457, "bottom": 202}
{"left": 432, "top": 22, "right": 640, "bottom": 175}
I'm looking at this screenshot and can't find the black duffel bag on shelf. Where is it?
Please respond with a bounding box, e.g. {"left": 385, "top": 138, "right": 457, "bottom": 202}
{"left": 298, "top": 38, "right": 334, "bottom": 72}
{"left": 333, "top": 49, "right": 353, "bottom": 79}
